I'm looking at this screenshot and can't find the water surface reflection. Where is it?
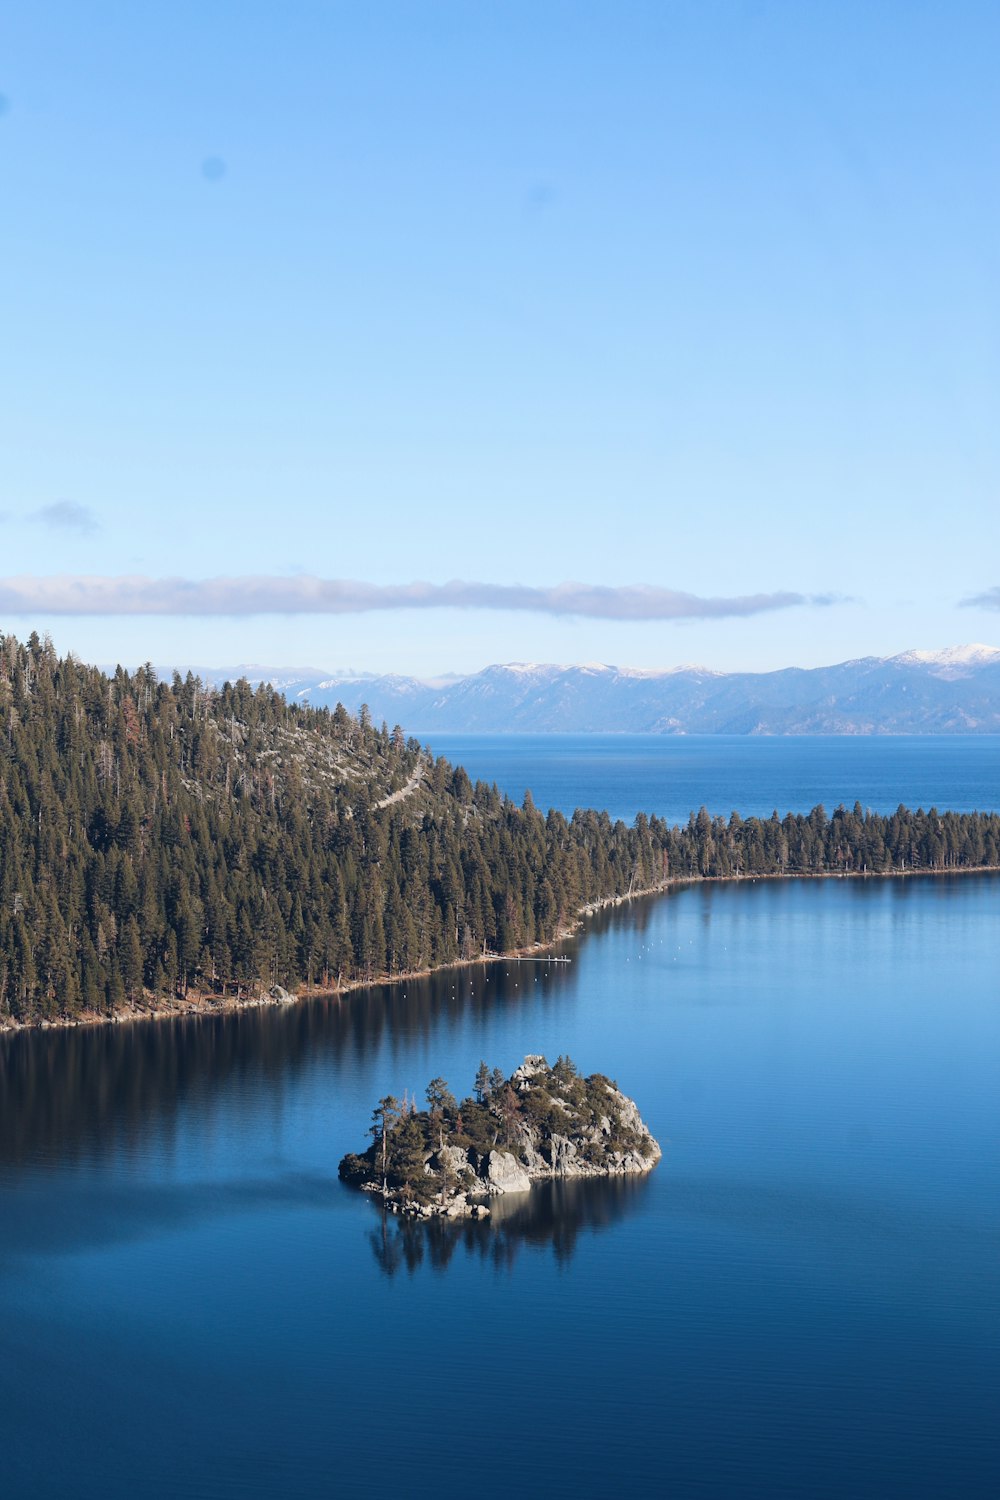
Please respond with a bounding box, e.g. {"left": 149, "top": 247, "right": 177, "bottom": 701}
{"left": 367, "top": 1174, "right": 652, "bottom": 1277}
{"left": 2, "top": 875, "right": 998, "bottom": 1500}
{"left": 0, "top": 954, "right": 576, "bottom": 1170}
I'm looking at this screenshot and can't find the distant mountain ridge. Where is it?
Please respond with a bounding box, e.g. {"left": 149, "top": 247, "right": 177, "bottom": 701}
{"left": 185, "top": 645, "right": 1000, "bottom": 735}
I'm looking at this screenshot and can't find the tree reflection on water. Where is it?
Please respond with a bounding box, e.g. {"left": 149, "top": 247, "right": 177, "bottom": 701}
{"left": 0, "top": 955, "right": 576, "bottom": 1170}
{"left": 367, "top": 1174, "right": 652, "bottom": 1277}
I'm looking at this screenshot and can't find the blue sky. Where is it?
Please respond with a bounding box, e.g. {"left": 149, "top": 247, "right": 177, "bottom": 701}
{"left": 2, "top": 1, "right": 999, "bottom": 676}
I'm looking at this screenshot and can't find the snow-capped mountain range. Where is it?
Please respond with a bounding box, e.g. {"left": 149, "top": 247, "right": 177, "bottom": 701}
{"left": 179, "top": 645, "right": 1000, "bottom": 735}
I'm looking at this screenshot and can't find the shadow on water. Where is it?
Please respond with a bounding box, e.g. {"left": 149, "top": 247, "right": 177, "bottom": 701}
{"left": 0, "top": 956, "right": 576, "bottom": 1169}
{"left": 0, "top": 1170, "right": 341, "bottom": 1267}
{"left": 366, "top": 1173, "right": 652, "bottom": 1278}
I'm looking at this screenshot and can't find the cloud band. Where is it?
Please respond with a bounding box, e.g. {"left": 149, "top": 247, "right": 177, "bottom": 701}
{"left": 0, "top": 503, "right": 100, "bottom": 534}
{"left": 961, "top": 587, "right": 1000, "bottom": 611}
{"left": 0, "top": 575, "right": 835, "bottom": 620}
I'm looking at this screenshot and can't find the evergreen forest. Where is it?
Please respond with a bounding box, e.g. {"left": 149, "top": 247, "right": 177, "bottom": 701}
{"left": 2, "top": 632, "right": 999, "bottom": 1025}
{"left": 339, "top": 1055, "right": 655, "bottom": 1207}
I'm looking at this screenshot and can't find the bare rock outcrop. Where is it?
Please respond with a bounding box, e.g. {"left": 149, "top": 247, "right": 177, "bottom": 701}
{"left": 339, "top": 1055, "right": 661, "bottom": 1220}
{"left": 482, "top": 1150, "right": 532, "bottom": 1195}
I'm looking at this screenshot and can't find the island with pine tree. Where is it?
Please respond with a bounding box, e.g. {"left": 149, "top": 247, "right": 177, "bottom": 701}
{"left": 338, "top": 1054, "right": 662, "bottom": 1219}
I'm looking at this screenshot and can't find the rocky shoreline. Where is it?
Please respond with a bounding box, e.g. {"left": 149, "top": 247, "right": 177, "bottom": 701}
{"left": 340, "top": 1054, "right": 661, "bottom": 1221}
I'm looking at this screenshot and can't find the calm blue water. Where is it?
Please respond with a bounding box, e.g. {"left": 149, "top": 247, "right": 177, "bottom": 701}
{"left": 423, "top": 733, "right": 1000, "bottom": 824}
{"left": 1, "top": 742, "right": 998, "bottom": 1498}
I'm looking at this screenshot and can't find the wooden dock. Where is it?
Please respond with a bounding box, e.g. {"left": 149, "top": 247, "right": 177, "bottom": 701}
{"left": 485, "top": 954, "right": 571, "bottom": 964}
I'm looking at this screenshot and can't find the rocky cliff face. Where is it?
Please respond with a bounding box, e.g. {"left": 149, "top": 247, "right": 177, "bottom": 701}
{"left": 340, "top": 1055, "right": 661, "bottom": 1221}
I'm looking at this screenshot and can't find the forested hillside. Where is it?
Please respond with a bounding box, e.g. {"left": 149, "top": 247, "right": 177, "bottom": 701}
{"left": 2, "top": 633, "right": 999, "bottom": 1026}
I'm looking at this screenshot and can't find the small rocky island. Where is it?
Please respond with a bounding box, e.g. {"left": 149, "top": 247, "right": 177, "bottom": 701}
{"left": 339, "top": 1054, "right": 661, "bottom": 1219}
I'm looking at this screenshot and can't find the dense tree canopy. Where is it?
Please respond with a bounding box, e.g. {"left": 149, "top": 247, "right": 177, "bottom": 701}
{"left": 339, "top": 1055, "right": 656, "bottom": 1207}
{"left": 1, "top": 632, "right": 998, "bottom": 1024}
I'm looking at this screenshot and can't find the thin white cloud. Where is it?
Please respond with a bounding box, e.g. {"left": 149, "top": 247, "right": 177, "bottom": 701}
{"left": 0, "top": 575, "right": 841, "bottom": 620}
{"left": 30, "top": 502, "right": 100, "bottom": 535}
{"left": 962, "top": 587, "right": 1000, "bottom": 611}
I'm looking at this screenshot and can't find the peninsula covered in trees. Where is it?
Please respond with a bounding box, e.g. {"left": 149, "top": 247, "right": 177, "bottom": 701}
{"left": 339, "top": 1055, "right": 661, "bottom": 1218}
{"left": 2, "top": 632, "right": 1000, "bottom": 1027}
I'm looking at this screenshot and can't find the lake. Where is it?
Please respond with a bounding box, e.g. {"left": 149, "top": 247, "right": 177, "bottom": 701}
{"left": 1, "top": 741, "right": 998, "bottom": 1497}
{"left": 421, "top": 732, "right": 1000, "bottom": 825}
